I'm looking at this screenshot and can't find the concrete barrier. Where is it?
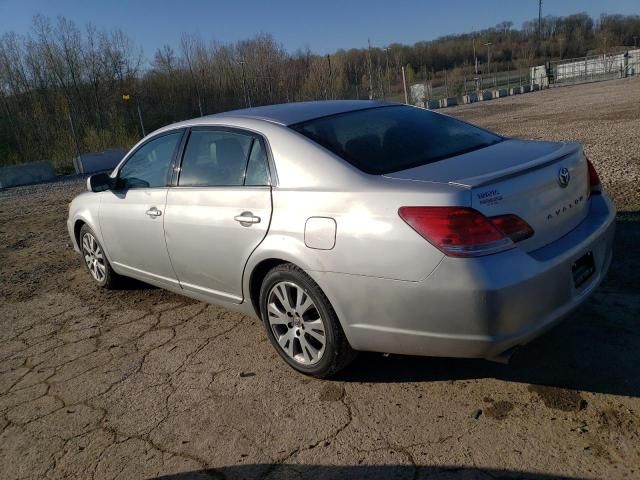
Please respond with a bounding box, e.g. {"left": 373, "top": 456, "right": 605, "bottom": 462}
{"left": 493, "top": 89, "right": 508, "bottom": 99}
{"left": 73, "top": 149, "right": 127, "bottom": 175}
{"left": 509, "top": 87, "right": 522, "bottom": 95}
{"left": 479, "top": 90, "right": 493, "bottom": 101}
{"left": 0, "top": 161, "right": 56, "bottom": 189}
{"left": 522, "top": 85, "right": 531, "bottom": 93}
{"left": 426, "top": 99, "right": 440, "bottom": 109}
{"left": 439, "top": 97, "right": 458, "bottom": 108}
{"left": 463, "top": 94, "right": 478, "bottom": 104}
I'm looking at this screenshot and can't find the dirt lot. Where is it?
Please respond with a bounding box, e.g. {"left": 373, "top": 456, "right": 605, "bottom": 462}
{"left": 1, "top": 78, "right": 639, "bottom": 480}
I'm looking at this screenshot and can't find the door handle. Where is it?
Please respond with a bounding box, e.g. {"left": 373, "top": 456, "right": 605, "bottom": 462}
{"left": 146, "top": 207, "right": 162, "bottom": 218}
{"left": 234, "top": 211, "right": 261, "bottom": 226}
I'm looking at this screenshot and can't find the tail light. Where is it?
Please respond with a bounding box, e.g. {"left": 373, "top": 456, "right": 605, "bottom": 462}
{"left": 398, "top": 207, "right": 514, "bottom": 257}
{"left": 586, "top": 157, "right": 601, "bottom": 195}
{"left": 488, "top": 214, "right": 534, "bottom": 243}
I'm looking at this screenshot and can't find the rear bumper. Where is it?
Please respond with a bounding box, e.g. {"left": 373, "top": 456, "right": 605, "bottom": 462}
{"left": 311, "top": 194, "right": 616, "bottom": 358}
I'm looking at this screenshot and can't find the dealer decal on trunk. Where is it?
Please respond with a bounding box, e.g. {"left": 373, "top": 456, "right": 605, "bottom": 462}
{"left": 477, "top": 189, "right": 503, "bottom": 206}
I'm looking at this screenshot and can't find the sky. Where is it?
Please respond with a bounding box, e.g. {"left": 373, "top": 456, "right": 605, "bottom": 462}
{"left": 0, "top": 0, "right": 638, "bottom": 58}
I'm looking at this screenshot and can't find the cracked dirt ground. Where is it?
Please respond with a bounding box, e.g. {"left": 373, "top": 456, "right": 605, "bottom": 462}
{"left": 1, "top": 79, "right": 640, "bottom": 479}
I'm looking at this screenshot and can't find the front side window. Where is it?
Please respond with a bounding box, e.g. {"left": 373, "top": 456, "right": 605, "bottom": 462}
{"left": 290, "top": 105, "right": 502, "bottom": 175}
{"left": 179, "top": 130, "right": 254, "bottom": 187}
{"left": 118, "top": 131, "right": 182, "bottom": 189}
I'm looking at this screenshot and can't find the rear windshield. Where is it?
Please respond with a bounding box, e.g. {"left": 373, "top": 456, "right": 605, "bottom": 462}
{"left": 290, "top": 105, "right": 502, "bottom": 174}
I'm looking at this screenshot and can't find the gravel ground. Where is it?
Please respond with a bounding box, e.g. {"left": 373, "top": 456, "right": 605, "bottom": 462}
{"left": 1, "top": 79, "right": 639, "bottom": 480}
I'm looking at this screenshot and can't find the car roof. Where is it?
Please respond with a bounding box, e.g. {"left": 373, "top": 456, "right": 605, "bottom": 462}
{"left": 210, "top": 100, "right": 394, "bottom": 126}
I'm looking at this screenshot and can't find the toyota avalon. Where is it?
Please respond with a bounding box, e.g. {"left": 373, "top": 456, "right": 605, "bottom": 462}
{"left": 67, "top": 101, "right": 615, "bottom": 377}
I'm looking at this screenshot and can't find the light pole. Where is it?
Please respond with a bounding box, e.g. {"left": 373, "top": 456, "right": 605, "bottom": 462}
{"left": 484, "top": 41, "right": 492, "bottom": 82}
{"left": 122, "top": 94, "right": 145, "bottom": 138}
{"left": 473, "top": 37, "right": 478, "bottom": 75}
{"left": 136, "top": 100, "right": 146, "bottom": 137}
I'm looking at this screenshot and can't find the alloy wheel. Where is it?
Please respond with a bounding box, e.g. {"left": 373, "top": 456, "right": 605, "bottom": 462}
{"left": 82, "top": 232, "right": 106, "bottom": 283}
{"left": 267, "top": 281, "right": 327, "bottom": 365}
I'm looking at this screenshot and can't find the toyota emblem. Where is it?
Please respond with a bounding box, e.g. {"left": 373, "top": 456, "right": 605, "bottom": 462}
{"left": 558, "top": 167, "right": 571, "bottom": 188}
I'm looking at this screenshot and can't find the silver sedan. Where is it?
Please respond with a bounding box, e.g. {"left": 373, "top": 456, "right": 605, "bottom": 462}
{"left": 67, "top": 100, "right": 615, "bottom": 377}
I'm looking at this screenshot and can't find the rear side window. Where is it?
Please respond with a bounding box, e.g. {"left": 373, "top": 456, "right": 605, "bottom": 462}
{"left": 179, "top": 130, "right": 253, "bottom": 187}
{"left": 244, "top": 140, "right": 270, "bottom": 186}
{"left": 290, "top": 105, "right": 502, "bottom": 174}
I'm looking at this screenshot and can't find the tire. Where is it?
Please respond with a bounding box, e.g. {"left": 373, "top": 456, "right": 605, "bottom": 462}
{"left": 79, "top": 224, "right": 120, "bottom": 289}
{"left": 259, "top": 263, "right": 356, "bottom": 378}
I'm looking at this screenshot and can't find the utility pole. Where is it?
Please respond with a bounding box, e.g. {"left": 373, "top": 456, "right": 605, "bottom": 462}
{"left": 401, "top": 65, "right": 408, "bottom": 104}
{"left": 535, "top": 0, "right": 543, "bottom": 57}
{"left": 239, "top": 60, "right": 251, "bottom": 108}
{"left": 367, "top": 39, "right": 374, "bottom": 99}
{"left": 538, "top": 0, "right": 543, "bottom": 42}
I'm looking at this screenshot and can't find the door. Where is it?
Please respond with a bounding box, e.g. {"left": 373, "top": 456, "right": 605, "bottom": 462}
{"left": 99, "top": 130, "right": 184, "bottom": 288}
{"left": 164, "top": 128, "right": 273, "bottom": 303}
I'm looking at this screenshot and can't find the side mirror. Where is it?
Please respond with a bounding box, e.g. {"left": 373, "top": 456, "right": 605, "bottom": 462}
{"left": 87, "top": 172, "right": 115, "bottom": 192}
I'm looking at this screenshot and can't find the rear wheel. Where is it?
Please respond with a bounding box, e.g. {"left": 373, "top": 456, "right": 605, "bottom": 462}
{"left": 259, "top": 263, "right": 356, "bottom": 377}
{"left": 79, "top": 224, "right": 120, "bottom": 289}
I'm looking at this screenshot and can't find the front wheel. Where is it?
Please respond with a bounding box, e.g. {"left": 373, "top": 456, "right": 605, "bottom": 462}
{"left": 79, "top": 224, "right": 120, "bottom": 289}
{"left": 259, "top": 263, "right": 356, "bottom": 378}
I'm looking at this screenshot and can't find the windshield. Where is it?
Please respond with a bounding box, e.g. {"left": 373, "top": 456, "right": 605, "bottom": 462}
{"left": 290, "top": 105, "right": 502, "bottom": 174}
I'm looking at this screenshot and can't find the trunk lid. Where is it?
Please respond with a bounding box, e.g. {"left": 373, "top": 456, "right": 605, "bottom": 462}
{"left": 384, "top": 139, "right": 590, "bottom": 251}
